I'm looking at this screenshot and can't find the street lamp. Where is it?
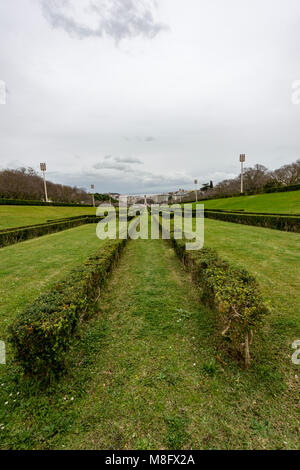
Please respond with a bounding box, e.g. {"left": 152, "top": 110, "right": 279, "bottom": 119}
{"left": 194, "top": 179, "right": 198, "bottom": 203}
{"left": 40, "top": 163, "right": 49, "bottom": 203}
{"left": 91, "top": 184, "right": 95, "bottom": 207}
{"left": 240, "top": 154, "right": 246, "bottom": 194}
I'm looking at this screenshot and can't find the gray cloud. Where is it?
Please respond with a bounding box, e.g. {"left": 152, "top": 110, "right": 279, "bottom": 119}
{"left": 104, "top": 155, "right": 143, "bottom": 164}
{"left": 40, "top": 0, "right": 167, "bottom": 41}
{"left": 93, "top": 154, "right": 143, "bottom": 172}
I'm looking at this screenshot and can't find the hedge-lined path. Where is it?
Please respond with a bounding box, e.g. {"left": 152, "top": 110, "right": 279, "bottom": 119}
{"left": 2, "top": 238, "right": 299, "bottom": 450}
{"left": 58, "top": 238, "right": 215, "bottom": 450}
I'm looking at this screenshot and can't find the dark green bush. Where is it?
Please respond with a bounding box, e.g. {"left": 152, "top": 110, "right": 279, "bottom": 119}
{"left": 0, "top": 214, "right": 133, "bottom": 248}
{"left": 9, "top": 238, "right": 127, "bottom": 378}
{"left": 0, "top": 198, "right": 93, "bottom": 207}
{"left": 204, "top": 211, "right": 300, "bottom": 233}
{"left": 204, "top": 208, "right": 300, "bottom": 217}
{"left": 0, "top": 217, "right": 93, "bottom": 248}
{"left": 169, "top": 236, "right": 269, "bottom": 367}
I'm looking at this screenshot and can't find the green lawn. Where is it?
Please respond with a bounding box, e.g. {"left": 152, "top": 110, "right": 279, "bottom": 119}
{"left": 202, "top": 218, "right": 300, "bottom": 396}
{"left": 196, "top": 190, "right": 300, "bottom": 214}
{"left": 0, "top": 224, "right": 104, "bottom": 343}
{"left": 0, "top": 205, "right": 97, "bottom": 230}
{"left": 203, "top": 218, "right": 300, "bottom": 339}
{"left": 1, "top": 237, "right": 299, "bottom": 450}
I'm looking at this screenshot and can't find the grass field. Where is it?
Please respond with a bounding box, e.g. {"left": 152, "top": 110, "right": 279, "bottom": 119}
{"left": 0, "top": 205, "right": 97, "bottom": 230}
{"left": 0, "top": 209, "right": 299, "bottom": 449}
{"left": 197, "top": 190, "right": 300, "bottom": 214}
{"left": 202, "top": 218, "right": 300, "bottom": 359}
{"left": 0, "top": 224, "right": 103, "bottom": 344}
{"left": 1, "top": 237, "right": 299, "bottom": 449}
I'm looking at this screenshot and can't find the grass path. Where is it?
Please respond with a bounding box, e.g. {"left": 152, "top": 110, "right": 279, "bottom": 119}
{"left": 1, "top": 238, "right": 299, "bottom": 450}
{"left": 57, "top": 239, "right": 212, "bottom": 450}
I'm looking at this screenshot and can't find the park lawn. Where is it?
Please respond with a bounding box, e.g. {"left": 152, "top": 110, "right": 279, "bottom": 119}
{"left": 0, "top": 205, "right": 97, "bottom": 230}
{"left": 0, "top": 237, "right": 299, "bottom": 450}
{"left": 201, "top": 218, "right": 300, "bottom": 380}
{"left": 196, "top": 190, "right": 300, "bottom": 214}
{"left": 0, "top": 224, "right": 104, "bottom": 344}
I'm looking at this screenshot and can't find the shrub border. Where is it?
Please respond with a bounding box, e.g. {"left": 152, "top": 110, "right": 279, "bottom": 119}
{"left": 8, "top": 238, "right": 128, "bottom": 378}
{"left": 204, "top": 210, "right": 300, "bottom": 233}
{"left": 163, "top": 224, "right": 269, "bottom": 367}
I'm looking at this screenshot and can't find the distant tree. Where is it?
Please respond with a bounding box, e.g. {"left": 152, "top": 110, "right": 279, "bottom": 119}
{"left": 201, "top": 183, "right": 210, "bottom": 192}
{"left": 0, "top": 167, "right": 90, "bottom": 203}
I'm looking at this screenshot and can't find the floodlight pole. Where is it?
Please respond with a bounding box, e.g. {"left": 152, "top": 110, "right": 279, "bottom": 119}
{"left": 240, "top": 154, "right": 246, "bottom": 194}
{"left": 194, "top": 179, "right": 198, "bottom": 203}
{"left": 91, "top": 184, "right": 95, "bottom": 207}
{"left": 40, "top": 163, "right": 49, "bottom": 202}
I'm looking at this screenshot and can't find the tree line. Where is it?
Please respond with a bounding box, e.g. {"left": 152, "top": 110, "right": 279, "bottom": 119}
{"left": 0, "top": 167, "right": 91, "bottom": 204}
{"left": 202, "top": 159, "right": 300, "bottom": 199}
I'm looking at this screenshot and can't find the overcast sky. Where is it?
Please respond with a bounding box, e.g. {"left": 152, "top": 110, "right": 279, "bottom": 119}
{"left": 0, "top": 0, "right": 300, "bottom": 194}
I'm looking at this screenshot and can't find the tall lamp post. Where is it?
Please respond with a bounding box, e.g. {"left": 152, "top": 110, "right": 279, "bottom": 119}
{"left": 40, "top": 163, "right": 48, "bottom": 202}
{"left": 240, "top": 154, "right": 246, "bottom": 194}
{"left": 91, "top": 184, "right": 95, "bottom": 207}
{"left": 194, "top": 179, "right": 198, "bottom": 203}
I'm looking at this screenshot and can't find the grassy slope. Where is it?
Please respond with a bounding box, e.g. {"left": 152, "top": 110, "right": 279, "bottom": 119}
{"left": 0, "top": 224, "right": 103, "bottom": 343}
{"left": 203, "top": 219, "right": 300, "bottom": 405}
{"left": 203, "top": 218, "right": 300, "bottom": 339}
{"left": 197, "top": 190, "right": 300, "bottom": 214}
{"left": 0, "top": 205, "right": 97, "bottom": 230}
{"left": 1, "top": 239, "right": 299, "bottom": 450}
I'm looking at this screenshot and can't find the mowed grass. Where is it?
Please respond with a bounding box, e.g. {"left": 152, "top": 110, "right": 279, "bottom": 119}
{"left": 0, "top": 205, "right": 97, "bottom": 230}
{"left": 1, "top": 238, "right": 299, "bottom": 450}
{"left": 196, "top": 190, "right": 300, "bottom": 214}
{"left": 201, "top": 218, "right": 300, "bottom": 390}
{"left": 0, "top": 224, "right": 104, "bottom": 344}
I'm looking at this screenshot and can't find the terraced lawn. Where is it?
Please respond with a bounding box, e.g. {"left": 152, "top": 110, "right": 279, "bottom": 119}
{"left": 196, "top": 190, "right": 300, "bottom": 214}
{"left": 1, "top": 238, "right": 299, "bottom": 450}
{"left": 0, "top": 224, "right": 104, "bottom": 343}
{"left": 0, "top": 205, "right": 97, "bottom": 230}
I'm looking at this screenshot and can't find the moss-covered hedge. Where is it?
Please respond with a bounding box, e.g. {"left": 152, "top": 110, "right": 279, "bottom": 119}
{"left": 204, "top": 211, "right": 300, "bottom": 233}
{"left": 168, "top": 235, "right": 269, "bottom": 367}
{"left": 9, "top": 238, "right": 127, "bottom": 378}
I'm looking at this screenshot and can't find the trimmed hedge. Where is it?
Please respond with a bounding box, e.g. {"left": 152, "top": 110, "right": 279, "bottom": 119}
{"left": 0, "top": 198, "right": 93, "bottom": 207}
{"left": 204, "top": 211, "right": 300, "bottom": 233}
{"left": 0, "top": 214, "right": 133, "bottom": 248}
{"left": 204, "top": 208, "right": 300, "bottom": 217}
{"left": 264, "top": 183, "right": 300, "bottom": 193}
{"left": 9, "top": 238, "right": 127, "bottom": 378}
{"left": 0, "top": 217, "right": 94, "bottom": 248}
{"left": 168, "top": 235, "right": 269, "bottom": 367}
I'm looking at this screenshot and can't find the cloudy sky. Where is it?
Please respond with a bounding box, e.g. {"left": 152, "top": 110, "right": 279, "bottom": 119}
{"left": 0, "top": 0, "right": 300, "bottom": 194}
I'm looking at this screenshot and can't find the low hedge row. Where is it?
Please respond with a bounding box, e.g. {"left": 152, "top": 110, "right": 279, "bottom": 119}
{"left": 0, "top": 198, "right": 93, "bottom": 207}
{"left": 0, "top": 214, "right": 134, "bottom": 248}
{"left": 204, "top": 211, "right": 300, "bottom": 233}
{"left": 204, "top": 208, "right": 300, "bottom": 217}
{"left": 168, "top": 235, "right": 269, "bottom": 367}
{"left": 9, "top": 238, "right": 127, "bottom": 378}
{"left": 0, "top": 217, "right": 93, "bottom": 248}
{"left": 264, "top": 183, "right": 300, "bottom": 193}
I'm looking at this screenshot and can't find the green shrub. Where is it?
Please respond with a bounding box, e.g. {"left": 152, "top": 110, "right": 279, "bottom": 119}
{"left": 0, "top": 217, "right": 93, "bottom": 248}
{"left": 0, "top": 198, "right": 93, "bottom": 207}
{"left": 8, "top": 238, "right": 127, "bottom": 378}
{"left": 169, "top": 237, "right": 269, "bottom": 367}
{"left": 204, "top": 211, "right": 300, "bottom": 233}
